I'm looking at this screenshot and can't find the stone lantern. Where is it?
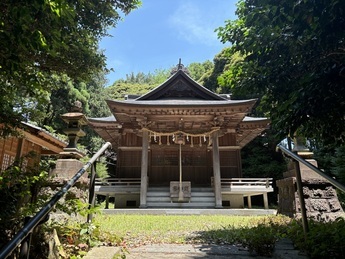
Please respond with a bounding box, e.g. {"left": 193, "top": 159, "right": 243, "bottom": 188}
{"left": 49, "top": 101, "right": 89, "bottom": 206}
{"left": 60, "top": 101, "right": 87, "bottom": 159}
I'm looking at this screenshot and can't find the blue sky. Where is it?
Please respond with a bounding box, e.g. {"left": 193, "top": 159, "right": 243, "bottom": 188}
{"left": 100, "top": 0, "right": 238, "bottom": 85}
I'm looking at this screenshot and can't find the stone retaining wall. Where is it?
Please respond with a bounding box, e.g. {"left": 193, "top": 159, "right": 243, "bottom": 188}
{"left": 277, "top": 176, "right": 343, "bottom": 221}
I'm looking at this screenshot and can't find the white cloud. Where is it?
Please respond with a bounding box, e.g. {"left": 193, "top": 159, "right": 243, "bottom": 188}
{"left": 168, "top": 1, "right": 222, "bottom": 46}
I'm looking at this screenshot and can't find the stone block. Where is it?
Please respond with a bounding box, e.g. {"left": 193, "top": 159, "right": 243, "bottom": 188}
{"left": 51, "top": 159, "right": 86, "bottom": 180}
{"left": 325, "top": 186, "right": 337, "bottom": 197}
{"left": 277, "top": 174, "right": 344, "bottom": 221}
{"left": 310, "top": 199, "right": 330, "bottom": 212}
{"left": 329, "top": 198, "right": 342, "bottom": 212}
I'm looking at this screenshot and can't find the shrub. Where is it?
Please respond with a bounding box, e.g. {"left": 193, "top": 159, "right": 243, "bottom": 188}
{"left": 288, "top": 217, "right": 345, "bottom": 258}
{"left": 240, "top": 215, "right": 291, "bottom": 256}
{"left": 0, "top": 156, "right": 49, "bottom": 257}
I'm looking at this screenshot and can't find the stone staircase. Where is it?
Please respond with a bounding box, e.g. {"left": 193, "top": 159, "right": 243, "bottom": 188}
{"left": 146, "top": 187, "right": 216, "bottom": 208}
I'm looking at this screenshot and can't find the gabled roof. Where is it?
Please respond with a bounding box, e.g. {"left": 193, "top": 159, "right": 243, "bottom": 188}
{"left": 20, "top": 122, "right": 67, "bottom": 155}
{"left": 136, "top": 69, "right": 225, "bottom": 101}
{"left": 88, "top": 64, "right": 270, "bottom": 148}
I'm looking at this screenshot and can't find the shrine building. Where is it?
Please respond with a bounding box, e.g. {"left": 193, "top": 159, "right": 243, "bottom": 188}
{"left": 88, "top": 64, "right": 273, "bottom": 209}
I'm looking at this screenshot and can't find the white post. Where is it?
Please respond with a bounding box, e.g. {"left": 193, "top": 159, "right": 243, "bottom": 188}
{"left": 263, "top": 193, "right": 269, "bottom": 209}
{"left": 140, "top": 129, "right": 149, "bottom": 208}
{"left": 212, "top": 131, "right": 222, "bottom": 208}
{"left": 247, "top": 195, "right": 252, "bottom": 209}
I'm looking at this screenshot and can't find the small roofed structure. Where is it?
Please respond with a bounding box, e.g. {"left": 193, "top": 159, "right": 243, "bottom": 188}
{"left": 0, "top": 122, "right": 67, "bottom": 172}
{"left": 89, "top": 63, "right": 272, "bottom": 209}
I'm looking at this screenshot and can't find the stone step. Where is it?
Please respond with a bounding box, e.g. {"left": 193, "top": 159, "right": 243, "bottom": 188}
{"left": 191, "top": 187, "right": 214, "bottom": 192}
{"left": 147, "top": 187, "right": 214, "bottom": 191}
{"left": 147, "top": 191, "right": 215, "bottom": 197}
{"left": 147, "top": 196, "right": 215, "bottom": 203}
{"left": 84, "top": 246, "right": 120, "bottom": 259}
{"left": 146, "top": 186, "right": 216, "bottom": 208}
{"left": 147, "top": 191, "right": 170, "bottom": 197}
{"left": 190, "top": 196, "right": 215, "bottom": 202}
{"left": 147, "top": 202, "right": 215, "bottom": 208}
{"left": 190, "top": 192, "right": 215, "bottom": 197}
{"left": 147, "top": 196, "right": 171, "bottom": 202}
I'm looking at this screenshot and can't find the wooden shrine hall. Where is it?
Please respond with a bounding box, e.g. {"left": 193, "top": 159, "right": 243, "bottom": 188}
{"left": 88, "top": 64, "right": 273, "bottom": 209}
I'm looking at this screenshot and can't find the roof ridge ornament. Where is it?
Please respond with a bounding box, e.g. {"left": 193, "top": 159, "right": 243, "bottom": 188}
{"left": 178, "top": 58, "right": 183, "bottom": 70}
{"left": 170, "top": 58, "right": 190, "bottom": 76}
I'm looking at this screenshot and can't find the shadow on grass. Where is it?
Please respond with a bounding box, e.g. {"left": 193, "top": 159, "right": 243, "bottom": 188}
{"left": 186, "top": 216, "right": 292, "bottom": 257}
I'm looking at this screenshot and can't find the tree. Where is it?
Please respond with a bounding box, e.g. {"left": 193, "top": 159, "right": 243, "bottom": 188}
{"left": 124, "top": 69, "right": 170, "bottom": 85}
{"left": 0, "top": 0, "right": 140, "bottom": 136}
{"left": 200, "top": 48, "right": 240, "bottom": 93}
{"left": 217, "top": 0, "right": 345, "bottom": 146}
{"left": 188, "top": 60, "right": 213, "bottom": 82}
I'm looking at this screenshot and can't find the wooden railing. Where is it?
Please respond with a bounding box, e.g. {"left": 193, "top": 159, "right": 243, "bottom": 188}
{"left": 211, "top": 177, "right": 273, "bottom": 188}
{"left": 95, "top": 178, "right": 141, "bottom": 186}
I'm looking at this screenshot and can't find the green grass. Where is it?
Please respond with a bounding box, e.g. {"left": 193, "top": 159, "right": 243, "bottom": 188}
{"left": 93, "top": 214, "right": 269, "bottom": 247}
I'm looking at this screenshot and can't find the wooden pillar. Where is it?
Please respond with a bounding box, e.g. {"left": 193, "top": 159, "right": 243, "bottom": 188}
{"left": 140, "top": 129, "right": 149, "bottom": 208}
{"left": 263, "top": 193, "right": 269, "bottom": 209}
{"left": 212, "top": 131, "right": 222, "bottom": 208}
{"left": 247, "top": 195, "right": 252, "bottom": 209}
{"left": 15, "top": 138, "right": 25, "bottom": 160}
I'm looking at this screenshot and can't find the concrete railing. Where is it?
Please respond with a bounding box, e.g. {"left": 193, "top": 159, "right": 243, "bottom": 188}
{"left": 211, "top": 177, "right": 273, "bottom": 188}
{"left": 95, "top": 178, "right": 141, "bottom": 186}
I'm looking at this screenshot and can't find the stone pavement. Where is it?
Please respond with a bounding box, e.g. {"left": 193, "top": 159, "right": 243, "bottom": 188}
{"left": 85, "top": 238, "right": 309, "bottom": 259}
{"left": 83, "top": 246, "right": 120, "bottom": 259}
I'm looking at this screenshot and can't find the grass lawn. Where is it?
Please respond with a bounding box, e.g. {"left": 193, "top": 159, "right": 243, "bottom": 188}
{"left": 93, "top": 214, "right": 271, "bottom": 247}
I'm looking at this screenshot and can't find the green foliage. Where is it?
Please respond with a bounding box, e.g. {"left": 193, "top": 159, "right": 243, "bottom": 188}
{"left": 330, "top": 145, "right": 345, "bottom": 208}
{"left": 331, "top": 145, "right": 345, "bottom": 184}
{"left": 0, "top": 0, "right": 140, "bottom": 136}
{"left": 217, "top": 0, "right": 345, "bottom": 146}
{"left": 241, "top": 131, "right": 287, "bottom": 179}
{"left": 86, "top": 73, "right": 112, "bottom": 118}
{"left": 123, "top": 69, "right": 170, "bottom": 85}
{"left": 106, "top": 69, "right": 171, "bottom": 101}
{"left": 0, "top": 155, "right": 49, "bottom": 249}
{"left": 240, "top": 130, "right": 287, "bottom": 206}
{"left": 80, "top": 155, "right": 109, "bottom": 179}
{"left": 94, "top": 214, "right": 292, "bottom": 256}
{"left": 188, "top": 60, "right": 214, "bottom": 82}
{"left": 95, "top": 214, "right": 265, "bottom": 246}
{"left": 94, "top": 214, "right": 345, "bottom": 257}
{"left": 192, "top": 215, "right": 290, "bottom": 256}
{"left": 106, "top": 81, "right": 155, "bottom": 100}
{"left": 288, "top": 218, "right": 345, "bottom": 258}
{"left": 313, "top": 144, "right": 345, "bottom": 208}
{"left": 240, "top": 215, "right": 291, "bottom": 256}
{"left": 44, "top": 219, "right": 123, "bottom": 258}
{"left": 200, "top": 48, "right": 235, "bottom": 93}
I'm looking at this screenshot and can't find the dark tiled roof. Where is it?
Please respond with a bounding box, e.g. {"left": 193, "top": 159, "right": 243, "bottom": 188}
{"left": 88, "top": 115, "right": 117, "bottom": 123}
{"left": 136, "top": 69, "right": 226, "bottom": 101}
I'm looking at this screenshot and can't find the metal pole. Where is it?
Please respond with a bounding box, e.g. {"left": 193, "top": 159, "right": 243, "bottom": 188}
{"left": 294, "top": 157, "right": 309, "bottom": 235}
{"left": 87, "top": 162, "right": 97, "bottom": 223}
{"left": 277, "top": 144, "right": 345, "bottom": 193}
{"left": 0, "top": 142, "right": 111, "bottom": 259}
